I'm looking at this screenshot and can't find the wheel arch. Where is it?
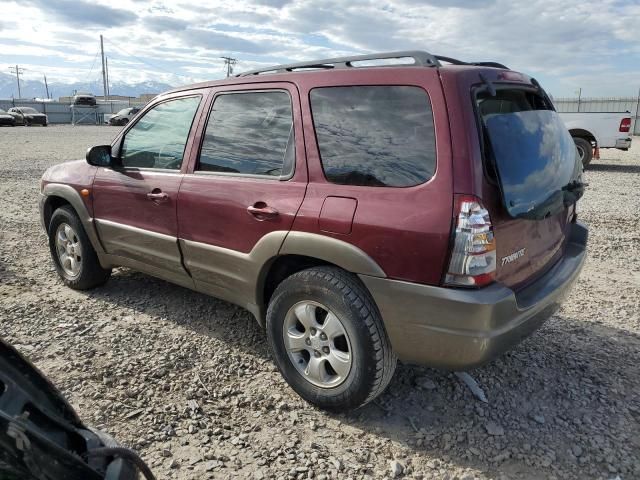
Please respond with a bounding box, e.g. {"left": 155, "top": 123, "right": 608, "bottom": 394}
{"left": 569, "top": 128, "right": 598, "bottom": 146}
{"left": 41, "top": 184, "right": 105, "bottom": 256}
{"left": 42, "top": 195, "right": 72, "bottom": 233}
{"left": 255, "top": 232, "right": 386, "bottom": 324}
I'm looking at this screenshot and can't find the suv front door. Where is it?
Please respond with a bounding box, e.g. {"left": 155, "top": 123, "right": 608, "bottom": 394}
{"left": 92, "top": 93, "right": 205, "bottom": 287}
{"left": 177, "top": 83, "right": 307, "bottom": 314}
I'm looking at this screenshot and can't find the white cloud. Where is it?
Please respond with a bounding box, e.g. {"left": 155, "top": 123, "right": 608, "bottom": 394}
{"left": 0, "top": 0, "right": 637, "bottom": 96}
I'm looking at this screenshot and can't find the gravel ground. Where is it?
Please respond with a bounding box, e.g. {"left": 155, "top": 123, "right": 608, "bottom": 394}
{"left": 1, "top": 125, "right": 639, "bottom": 480}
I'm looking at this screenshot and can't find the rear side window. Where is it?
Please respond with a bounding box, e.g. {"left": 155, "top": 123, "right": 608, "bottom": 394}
{"left": 198, "top": 91, "right": 294, "bottom": 177}
{"left": 310, "top": 86, "right": 436, "bottom": 187}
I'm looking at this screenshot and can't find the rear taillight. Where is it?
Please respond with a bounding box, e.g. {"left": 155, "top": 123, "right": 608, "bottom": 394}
{"left": 619, "top": 118, "right": 631, "bottom": 133}
{"left": 445, "top": 195, "right": 496, "bottom": 287}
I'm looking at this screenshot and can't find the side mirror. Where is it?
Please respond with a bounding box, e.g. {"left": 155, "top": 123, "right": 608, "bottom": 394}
{"left": 86, "top": 145, "right": 113, "bottom": 167}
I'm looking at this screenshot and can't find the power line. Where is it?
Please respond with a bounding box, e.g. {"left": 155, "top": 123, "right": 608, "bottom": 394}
{"left": 103, "top": 38, "right": 192, "bottom": 79}
{"left": 87, "top": 51, "right": 100, "bottom": 79}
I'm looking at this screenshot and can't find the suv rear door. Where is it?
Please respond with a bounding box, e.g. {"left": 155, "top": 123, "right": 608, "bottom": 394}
{"left": 474, "top": 82, "right": 582, "bottom": 290}
{"left": 177, "top": 82, "right": 307, "bottom": 309}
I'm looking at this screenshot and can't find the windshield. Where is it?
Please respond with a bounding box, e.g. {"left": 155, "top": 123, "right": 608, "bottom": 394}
{"left": 0, "top": 109, "right": 6, "bottom": 114}
{"left": 116, "top": 108, "right": 131, "bottom": 115}
{"left": 19, "top": 107, "right": 39, "bottom": 114}
{"left": 478, "top": 88, "right": 582, "bottom": 219}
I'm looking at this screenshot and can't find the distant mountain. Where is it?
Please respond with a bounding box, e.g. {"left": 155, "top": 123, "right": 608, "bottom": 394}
{"left": 0, "top": 73, "right": 175, "bottom": 100}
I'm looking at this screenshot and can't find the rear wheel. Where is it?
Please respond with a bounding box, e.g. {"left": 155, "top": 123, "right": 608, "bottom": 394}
{"left": 266, "top": 266, "right": 396, "bottom": 411}
{"left": 48, "top": 206, "right": 111, "bottom": 290}
{"left": 574, "top": 137, "right": 593, "bottom": 167}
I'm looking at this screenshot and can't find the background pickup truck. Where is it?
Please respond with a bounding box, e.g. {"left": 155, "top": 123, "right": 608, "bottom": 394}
{"left": 559, "top": 111, "right": 633, "bottom": 167}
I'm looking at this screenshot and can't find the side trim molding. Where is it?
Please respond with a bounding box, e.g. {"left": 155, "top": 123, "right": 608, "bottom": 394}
{"left": 280, "top": 231, "right": 386, "bottom": 278}
{"left": 180, "top": 231, "right": 288, "bottom": 322}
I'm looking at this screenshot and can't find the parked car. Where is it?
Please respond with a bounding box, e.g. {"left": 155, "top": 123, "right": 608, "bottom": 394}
{"left": 39, "top": 51, "right": 587, "bottom": 411}
{"left": 0, "top": 108, "right": 16, "bottom": 126}
{"left": 73, "top": 93, "right": 97, "bottom": 106}
{"left": 8, "top": 107, "right": 48, "bottom": 126}
{"left": 559, "top": 111, "right": 633, "bottom": 166}
{"left": 108, "top": 107, "right": 141, "bottom": 126}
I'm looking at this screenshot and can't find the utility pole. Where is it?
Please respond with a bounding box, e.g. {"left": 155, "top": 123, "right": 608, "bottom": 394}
{"left": 100, "top": 35, "right": 108, "bottom": 101}
{"left": 9, "top": 65, "right": 25, "bottom": 99}
{"left": 220, "top": 56, "right": 237, "bottom": 77}
{"left": 576, "top": 87, "right": 582, "bottom": 112}
{"left": 43, "top": 74, "right": 50, "bottom": 99}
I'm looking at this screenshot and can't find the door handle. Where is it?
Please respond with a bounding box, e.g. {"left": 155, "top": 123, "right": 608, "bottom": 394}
{"left": 247, "top": 202, "right": 279, "bottom": 220}
{"left": 146, "top": 190, "right": 169, "bottom": 202}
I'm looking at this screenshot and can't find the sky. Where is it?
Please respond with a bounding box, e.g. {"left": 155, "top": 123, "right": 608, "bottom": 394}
{"left": 0, "top": 0, "right": 639, "bottom": 98}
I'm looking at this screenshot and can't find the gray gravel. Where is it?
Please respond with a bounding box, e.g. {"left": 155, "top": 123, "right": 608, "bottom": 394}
{"left": 1, "top": 125, "right": 639, "bottom": 479}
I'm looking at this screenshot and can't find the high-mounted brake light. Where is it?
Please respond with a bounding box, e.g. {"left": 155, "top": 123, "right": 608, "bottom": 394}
{"left": 619, "top": 118, "right": 631, "bottom": 133}
{"left": 445, "top": 195, "right": 496, "bottom": 287}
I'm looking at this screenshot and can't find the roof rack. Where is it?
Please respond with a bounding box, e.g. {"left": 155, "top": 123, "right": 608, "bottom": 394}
{"left": 236, "top": 50, "right": 441, "bottom": 77}
{"left": 435, "top": 55, "right": 509, "bottom": 70}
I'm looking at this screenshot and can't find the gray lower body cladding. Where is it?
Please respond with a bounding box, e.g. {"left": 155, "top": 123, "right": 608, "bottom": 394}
{"left": 361, "top": 222, "right": 588, "bottom": 370}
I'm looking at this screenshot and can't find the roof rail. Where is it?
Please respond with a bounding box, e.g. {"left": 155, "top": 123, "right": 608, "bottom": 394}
{"left": 435, "top": 55, "right": 509, "bottom": 69}
{"left": 236, "top": 50, "right": 441, "bottom": 77}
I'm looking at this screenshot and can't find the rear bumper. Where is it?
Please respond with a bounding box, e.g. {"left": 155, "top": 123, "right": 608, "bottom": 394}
{"left": 360, "top": 222, "right": 588, "bottom": 370}
{"left": 615, "top": 137, "right": 632, "bottom": 150}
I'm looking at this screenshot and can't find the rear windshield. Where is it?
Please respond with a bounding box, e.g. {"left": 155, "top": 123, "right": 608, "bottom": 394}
{"left": 477, "top": 88, "right": 582, "bottom": 219}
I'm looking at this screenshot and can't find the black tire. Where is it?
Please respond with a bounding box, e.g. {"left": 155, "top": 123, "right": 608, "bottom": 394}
{"left": 121, "top": 118, "right": 129, "bottom": 126}
{"left": 266, "top": 266, "right": 396, "bottom": 411}
{"left": 48, "top": 206, "right": 111, "bottom": 290}
{"left": 574, "top": 137, "right": 593, "bottom": 167}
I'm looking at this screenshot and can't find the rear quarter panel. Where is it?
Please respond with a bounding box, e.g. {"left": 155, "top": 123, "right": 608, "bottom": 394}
{"left": 292, "top": 68, "right": 454, "bottom": 285}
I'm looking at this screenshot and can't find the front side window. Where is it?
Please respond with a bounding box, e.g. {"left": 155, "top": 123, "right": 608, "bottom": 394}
{"left": 310, "top": 86, "right": 436, "bottom": 187}
{"left": 120, "top": 96, "right": 201, "bottom": 170}
{"left": 198, "top": 91, "right": 294, "bottom": 177}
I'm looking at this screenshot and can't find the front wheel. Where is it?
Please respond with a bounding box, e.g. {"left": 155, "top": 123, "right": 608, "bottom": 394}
{"left": 266, "top": 266, "right": 397, "bottom": 411}
{"left": 48, "top": 206, "right": 111, "bottom": 290}
{"left": 574, "top": 137, "right": 593, "bottom": 167}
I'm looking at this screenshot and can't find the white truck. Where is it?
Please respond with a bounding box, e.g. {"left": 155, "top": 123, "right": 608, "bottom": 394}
{"left": 559, "top": 111, "right": 633, "bottom": 167}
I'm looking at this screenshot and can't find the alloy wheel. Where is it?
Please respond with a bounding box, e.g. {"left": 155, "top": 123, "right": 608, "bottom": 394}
{"left": 283, "top": 301, "right": 352, "bottom": 388}
{"left": 55, "top": 223, "right": 82, "bottom": 277}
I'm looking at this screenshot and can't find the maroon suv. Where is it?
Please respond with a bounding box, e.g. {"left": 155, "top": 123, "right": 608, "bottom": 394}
{"left": 39, "top": 51, "right": 587, "bottom": 411}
